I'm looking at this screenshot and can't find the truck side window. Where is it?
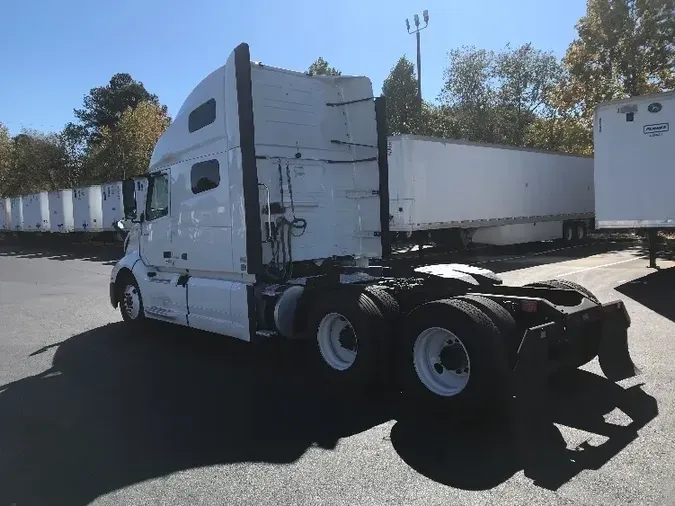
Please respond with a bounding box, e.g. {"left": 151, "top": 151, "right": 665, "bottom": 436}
{"left": 145, "top": 172, "right": 169, "bottom": 221}
{"left": 188, "top": 98, "right": 216, "bottom": 133}
{"left": 191, "top": 159, "right": 220, "bottom": 194}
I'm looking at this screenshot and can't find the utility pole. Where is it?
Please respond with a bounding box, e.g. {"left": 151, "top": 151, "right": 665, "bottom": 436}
{"left": 406, "top": 10, "right": 429, "bottom": 117}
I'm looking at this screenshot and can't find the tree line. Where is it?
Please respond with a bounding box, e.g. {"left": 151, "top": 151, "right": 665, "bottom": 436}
{"left": 0, "top": 74, "right": 171, "bottom": 198}
{"left": 1, "top": 0, "right": 674, "bottom": 198}
{"left": 343, "top": 0, "right": 674, "bottom": 153}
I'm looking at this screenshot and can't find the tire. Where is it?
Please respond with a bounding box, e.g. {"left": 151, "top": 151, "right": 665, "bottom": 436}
{"left": 118, "top": 274, "right": 146, "bottom": 325}
{"left": 563, "top": 222, "right": 574, "bottom": 242}
{"left": 525, "top": 279, "right": 599, "bottom": 304}
{"left": 307, "top": 287, "right": 392, "bottom": 391}
{"left": 524, "top": 279, "right": 601, "bottom": 367}
{"left": 575, "top": 222, "right": 587, "bottom": 242}
{"left": 399, "top": 298, "right": 510, "bottom": 417}
{"left": 456, "top": 294, "right": 519, "bottom": 365}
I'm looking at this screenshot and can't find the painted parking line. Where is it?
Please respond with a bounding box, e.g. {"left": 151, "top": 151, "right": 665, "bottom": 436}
{"left": 553, "top": 256, "right": 641, "bottom": 277}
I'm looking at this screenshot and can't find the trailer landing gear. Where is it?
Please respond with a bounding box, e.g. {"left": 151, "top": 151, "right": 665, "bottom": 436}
{"left": 647, "top": 229, "right": 659, "bottom": 269}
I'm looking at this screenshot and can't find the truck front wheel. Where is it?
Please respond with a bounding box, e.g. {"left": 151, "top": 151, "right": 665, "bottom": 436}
{"left": 307, "top": 288, "right": 391, "bottom": 391}
{"left": 399, "top": 298, "right": 510, "bottom": 417}
{"left": 118, "top": 275, "right": 146, "bottom": 325}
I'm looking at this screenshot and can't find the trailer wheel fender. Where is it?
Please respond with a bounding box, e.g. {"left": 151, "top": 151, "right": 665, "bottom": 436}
{"left": 399, "top": 298, "right": 510, "bottom": 416}
{"left": 306, "top": 287, "right": 394, "bottom": 390}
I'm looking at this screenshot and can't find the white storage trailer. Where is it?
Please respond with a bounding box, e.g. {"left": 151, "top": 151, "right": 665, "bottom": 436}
{"left": 594, "top": 91, "right": 675, "bottom": 267}
{"left": 109, "top": 42, "right": 635, "bottom": 422}
{"left": 0, "top": 198, "right": 9, "bottom": 231}
{"left": 10, "top": 196, "right": 23, "bottom": 231}
{"left": 48, "top": 189, "right": 75, "bottom": 233}
{"left": 102, "top": 181, "right": 124, "bottom": 231}
{"left": 22, "top": 192, "right": 50, "bottom": 232}
{"left": 72, "top": 185, "right": 103, "bottom": 232}
{"left": 387, "top": 135, "right": 594, "bottom": 248}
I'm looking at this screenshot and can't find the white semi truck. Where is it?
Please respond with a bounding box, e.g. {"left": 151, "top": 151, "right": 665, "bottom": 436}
{"left": 594, "top": 90, "right": 675, "bottom": 268}
{"left": 111, "top": 43, "right": 636, "bottom": 412}
{"left": 387, "top": 135, "right": 594, "bottom": 250}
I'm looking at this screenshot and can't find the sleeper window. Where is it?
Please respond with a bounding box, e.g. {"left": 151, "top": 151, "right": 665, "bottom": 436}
{"left": 191, "top": 160, "right": 220, "bottom": 194}
{"left": 188, "top": 98, "right": 216, "bottom": 133}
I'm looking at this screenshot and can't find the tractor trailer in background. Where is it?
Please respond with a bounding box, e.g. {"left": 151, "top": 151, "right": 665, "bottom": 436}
{"left": 594, "top": 90, "right": 675, "bottom": 268}
{"left": 387, "top": 135, "right": 595, "bottom": 251}
{"left": 110, "top": 42, "right": 636, "bottom": 417}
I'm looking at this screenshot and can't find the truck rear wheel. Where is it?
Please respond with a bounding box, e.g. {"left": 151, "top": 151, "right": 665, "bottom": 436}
{"left": 307, "top": 288, "right": 391, "bottom": 391}
{"left": 525, "top": 279, "right": 601, "bottom": 367}
{"left": 526, "top": 278, "right": 599, "bottom": 304}
{"left": 399, "top": 298, "right": 510, "bottom": 416}
{"left": 456, "top": 294, "right": 519, "bottom": 365}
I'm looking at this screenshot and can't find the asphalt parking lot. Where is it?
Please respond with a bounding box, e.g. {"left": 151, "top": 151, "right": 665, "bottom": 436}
{"left": 1, "top": 239, "right": 675, "bottom": 506}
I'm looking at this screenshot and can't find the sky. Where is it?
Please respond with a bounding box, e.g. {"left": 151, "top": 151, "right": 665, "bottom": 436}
{"left": 0, "top": 0, "right": 588, "bottom": 137}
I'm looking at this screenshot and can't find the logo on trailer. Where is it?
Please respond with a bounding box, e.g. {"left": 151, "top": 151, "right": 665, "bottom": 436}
{"left": 643, "top": 123, "right": 669, "bottom": 135}
{"left": 647, "top": 102, "right": 662, "bottom": 113}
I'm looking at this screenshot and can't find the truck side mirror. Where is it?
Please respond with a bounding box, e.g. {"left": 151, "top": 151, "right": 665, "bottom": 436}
{"left": 122, "top": 178, "right": 138, "bottom": 220}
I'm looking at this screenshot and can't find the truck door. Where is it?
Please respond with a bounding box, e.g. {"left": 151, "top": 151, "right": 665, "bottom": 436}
{"left": 139, "top": 168, "right": 188, "bottom": 324}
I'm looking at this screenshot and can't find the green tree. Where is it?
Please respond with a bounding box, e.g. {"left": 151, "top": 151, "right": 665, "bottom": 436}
{"left": 0, "top": 123, "right": 14, "bottom": 197}
{"left": 85, "top": 101, "right": 171, "bottom": 183}
{"left": 1, "top": 130, "right": 70, "bottom": 196}
{"left": 307, "top": 57, "right": 341, "bottom": 76}
{"left": 438, "top": 46, "right": 501, "bottom": 143}
{"left": 74, "top": 73, "right": 169, "bottom": 144}
{"left": 381, "top": 56, "right": 422, "bottom": 135}
{"left": 562, "top": 0, "right": 675, "bottom": 116}
{"left": 439, "top": 44, "right": 567, "bottom": 147}
{"left": 493, "top": 43, "right": 564, "bottom": 146}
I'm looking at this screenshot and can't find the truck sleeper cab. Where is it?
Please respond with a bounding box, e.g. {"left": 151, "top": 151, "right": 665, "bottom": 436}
{"left": 110, "top": 43, "right": 637, "bottom": 414}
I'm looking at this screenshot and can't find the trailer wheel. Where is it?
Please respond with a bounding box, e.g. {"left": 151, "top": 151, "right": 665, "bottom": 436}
{"left": 118, "top": 274, "right": 146, "bottom": 325}
{"left": 307, "top": 288, "right": 390, "bottom": 390}
{"left": 399, "top": 298, "right": 510, "bottom": 416}
{"left": 575, "top": 222, "right": 587, "bottom": 242}
{"left": 456, "top": 294, "right": 519, "bottom": 364}
{"left": 563, "top": 222, "right": 574, "bottom": 242}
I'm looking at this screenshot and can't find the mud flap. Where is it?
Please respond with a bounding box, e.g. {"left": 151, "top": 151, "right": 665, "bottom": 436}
{"left": 597, "top": 300, "right": 638, "bottom": 382}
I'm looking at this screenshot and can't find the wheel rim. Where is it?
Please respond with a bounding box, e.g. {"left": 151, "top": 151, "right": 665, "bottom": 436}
{"left": 577, "top": 225, "right": 585, "bottom": 239}
{"left": 122, "top": 284, "right": 141, "bottom": 320}
{"left": 565, "top": 227, "right": 573, "bottom": 241}
{"left": 317, "top": 312, "right": 358, "bottom": 371}
{"left": 413, "top": 327, "right": 471, "bottom": 397}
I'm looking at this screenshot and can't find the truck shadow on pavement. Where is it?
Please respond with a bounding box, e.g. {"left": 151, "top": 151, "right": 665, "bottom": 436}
{"left": 0, "top": 322, "right": 658, "bottom": 505}
{"left": 391, "top": 369, "right": 658, "bottom": 491}
{"left": 0, "top": 322, "right": 394, "bottom": 506}
{"left": 616, "top": 265, "right": 675, "bottom": 322}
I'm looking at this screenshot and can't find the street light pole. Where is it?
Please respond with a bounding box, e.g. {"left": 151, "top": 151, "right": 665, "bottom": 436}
{"left": 406, "top": 10, "right": 429, "bottom": 116}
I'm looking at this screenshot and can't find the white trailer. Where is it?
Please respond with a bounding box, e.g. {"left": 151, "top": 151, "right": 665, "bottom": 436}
{"left": 387, "top": 135, "right": 594, "bottom": 248}
{"left": 593, "top": 91, "right": 675, "bottom": 266}
{"left": 102, "top": 181, "right": 124, "bottom": 231}
{"left": 22, "top": 192, "right": 51, "bottom": 232}
{"left": 10, "top": 196, "right": 23, "bottom": 231}
{"left": 108, "top": 42, "right": 634, "bottom": 418}
{"left": 48, "top": 189, "right": 75, "bottom": 233}
{"left": 0, "top": 198, "right": 10, "bottom": 231}
{"left": 72, "top": 185, "right": 103, "bottom": 232}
